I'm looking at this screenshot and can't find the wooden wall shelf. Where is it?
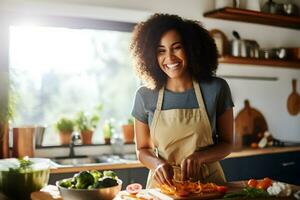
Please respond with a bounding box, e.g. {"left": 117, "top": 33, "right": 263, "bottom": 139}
{"left": 204, "top": 7, "right": 300, "bottom": 30}
{"left": 219, "top": 56, "right": 300, "bottom": 69}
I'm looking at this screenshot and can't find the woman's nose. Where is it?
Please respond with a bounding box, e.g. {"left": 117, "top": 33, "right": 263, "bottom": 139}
{"left": 165, "top": 50, "right": 175, "bottom": 61}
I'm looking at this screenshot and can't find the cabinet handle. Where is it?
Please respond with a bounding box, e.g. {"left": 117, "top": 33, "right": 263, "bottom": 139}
{"left": 281, "top": 161, "right": 295, "bottom": 167}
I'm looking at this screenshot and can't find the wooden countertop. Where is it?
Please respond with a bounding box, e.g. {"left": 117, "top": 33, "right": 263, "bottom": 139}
{"left": 50, "top": 146, "right": 300, "bottom": 174}
{"left": 31, "top": 181, "right": 300, "bottom": 200}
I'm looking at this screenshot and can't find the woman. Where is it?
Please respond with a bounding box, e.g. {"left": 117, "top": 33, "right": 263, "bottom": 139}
{"left": 130, "top": 13, "right": 234, "bottom": 188}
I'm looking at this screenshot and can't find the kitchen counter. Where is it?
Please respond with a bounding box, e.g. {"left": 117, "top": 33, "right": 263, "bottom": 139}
{"left": 31, "top": 181, "right": 300, "bottom": 200}
{"left": 50, "top": 146, "right": 300, "bottom": 174}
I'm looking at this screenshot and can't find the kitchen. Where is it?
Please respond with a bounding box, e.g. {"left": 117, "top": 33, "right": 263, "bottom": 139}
{"left": 0, "top": 0, "right": 300, "bottom": 199}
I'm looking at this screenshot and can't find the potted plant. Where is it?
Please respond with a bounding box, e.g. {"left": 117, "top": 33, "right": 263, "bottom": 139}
{"left": 74, "top": 111, "right": 100, "bottom": 145}
{"left": 55, "top": 117, "right": 74, "bottom": 145}
{"left": 102, "top": 120, "right": 115, "bottom": 145}
{"left": 122, "top": 117, "right": 134, "bottom": 144}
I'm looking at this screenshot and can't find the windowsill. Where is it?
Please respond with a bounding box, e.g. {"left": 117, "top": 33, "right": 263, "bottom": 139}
{"left": 10, "top": 143, "right": 136, "bottom": 158}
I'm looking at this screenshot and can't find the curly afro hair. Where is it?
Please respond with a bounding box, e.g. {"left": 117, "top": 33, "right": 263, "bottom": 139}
{"left": 130, "top": 13, "right": 218, "bottom": 89}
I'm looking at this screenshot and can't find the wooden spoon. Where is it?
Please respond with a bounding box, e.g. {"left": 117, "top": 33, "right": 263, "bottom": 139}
{"left": 287, "top": 79, "right": 300, "bottom": 116}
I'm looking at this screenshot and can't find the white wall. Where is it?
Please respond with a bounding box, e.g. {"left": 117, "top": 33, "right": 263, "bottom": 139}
{"left": 1, "top": 0, "right": 299, "bottom": 142}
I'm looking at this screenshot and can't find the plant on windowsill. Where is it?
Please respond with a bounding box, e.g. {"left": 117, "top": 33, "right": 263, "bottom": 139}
{"left": 122, "top": 117, "right": 134, "bottom": 144}
{"left": 55, "top": 117, "right": 74, "bottom": 145}
{"left": 74, "top": 112, "right": 98, "bottom": 145}
{"left": 102, "top": 119, "right": 115, "bottom": 145}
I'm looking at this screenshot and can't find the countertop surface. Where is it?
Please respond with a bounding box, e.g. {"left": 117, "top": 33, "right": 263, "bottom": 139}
{"left": 30, "top": 181, "right": 300, "bottom": 200}
{"left": 50, "top": 146, "right": 300, "bottom": 174}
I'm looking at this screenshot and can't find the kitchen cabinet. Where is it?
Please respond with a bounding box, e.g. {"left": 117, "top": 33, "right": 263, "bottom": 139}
{"left": 204, "top": 7, "right": 300, "bottom": 69}
{"left": 220, "top": 150, "right": 300, "bottom": 185}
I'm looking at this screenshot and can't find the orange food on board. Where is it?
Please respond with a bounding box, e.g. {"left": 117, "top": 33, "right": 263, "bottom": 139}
{"left": 126, "top": 183, "right": 142, "bottom": 195}
{"left": 256, "top": 178, "right": 273, "bottom": 190}
{"left": 251, "top": 142, "right": 258, "bottom": 149}
{"left": 175, "top": 190, "right": 190, "bottom": 197}
{"left": 247, "top": 179, "right": 258, "bottom": 188}
{"left": 216, "top": 185, "right": 228, "bottom": 193}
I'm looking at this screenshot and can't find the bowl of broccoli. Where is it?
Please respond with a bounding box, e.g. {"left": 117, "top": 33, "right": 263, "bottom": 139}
{"left": 0, "top": 157, "right": 50, "bottom": 200}
{"left": 57, "top": 170, "right": 122, "bottom": 200}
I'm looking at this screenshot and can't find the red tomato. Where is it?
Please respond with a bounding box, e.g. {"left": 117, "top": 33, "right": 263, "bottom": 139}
{"left": 247, "top": 179, "right": 258, "bottom": 188}
{"left": 126, "top": 183, "right": 142, "bottom": 195}
{"left": 175, "top": 191, "right": 190, "bottom": 197}
{"left": 256, "top": 178, "right": 272, "bottom": 190}
{"left": 216, "top": 186, "right": 228, "bottom": 193}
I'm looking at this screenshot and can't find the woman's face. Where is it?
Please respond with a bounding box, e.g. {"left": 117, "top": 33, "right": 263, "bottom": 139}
{"left": 157, "top": 29, "right": 188, "bottom": 79}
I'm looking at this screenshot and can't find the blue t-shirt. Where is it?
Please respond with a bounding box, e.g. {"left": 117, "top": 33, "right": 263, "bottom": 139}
{"left": 131, "top": 77, "right": 234, "bottom": 141}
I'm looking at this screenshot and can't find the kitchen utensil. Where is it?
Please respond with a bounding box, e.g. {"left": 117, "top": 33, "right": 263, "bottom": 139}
{"left": 287, "top": 79, "right": 300, "bottom": 116}
{"left": 275, "top": 48, "right": 287, "bottom": 59}
{"left": 209, "top": 29, "right": 229, "bottom": 56}
{"left": 261, "top": 0, "right": 284, "bottom": 14}
{"left": 259, "top": 48, "right": 277, "bottom": 59}
{"left": 283, "top": 2, "right": 299, "bottom": 16}
{"left": 286, "top": 48, "right": 300, "bottom": 60}
{"left": 57, "top": 178, "right": 122, "bottom": 200}
{"left": 0, "top": 158, "right": 50, "bottom": 200}
{"left": 235, "top": 99, "right": 268, "bottom": 147}
{"left": 246, "top": 40, "right": 260, "bottom": 58}
{"left": 35, "top": 126, "right": 46, "bottom": 147}
{"left": 231, "top": 31, "right": 259, "bottom": 58}
{"left": 231, "top": 31, "right": 247, "bottom": 57}
{"left": 13, "top": 126, "right": 36, "bottom": 157}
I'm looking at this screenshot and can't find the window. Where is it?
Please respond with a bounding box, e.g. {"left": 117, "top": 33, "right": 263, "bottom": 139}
{"left": 8, "top": 16, "right": 139, "bottom": 146}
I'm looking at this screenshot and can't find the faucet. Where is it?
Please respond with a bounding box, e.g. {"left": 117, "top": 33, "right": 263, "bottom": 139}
{"left": 69, "top": 134, "right": 81, "bottom": 158}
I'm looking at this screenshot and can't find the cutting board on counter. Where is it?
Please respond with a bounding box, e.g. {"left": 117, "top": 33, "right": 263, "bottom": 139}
{"left": 234, "top": 99, "right": 268, "bottom": 149}
{"left": 147, "top": 189, "right": 223, "bottom": 200}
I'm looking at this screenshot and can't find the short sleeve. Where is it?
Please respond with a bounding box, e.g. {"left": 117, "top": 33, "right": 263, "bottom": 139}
{"left": 131, "top": 89, "right": 148, "bottom": 124}
{"left": 217, "top": 79, "right": 234, "bottom": 116}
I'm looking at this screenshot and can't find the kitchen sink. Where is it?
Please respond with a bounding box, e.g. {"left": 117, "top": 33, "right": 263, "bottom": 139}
{"left": 52, "top": 156, "right": 99, "bottom": 166}
{"left": 51, "top": 154, "right": 138, "bottom": 166}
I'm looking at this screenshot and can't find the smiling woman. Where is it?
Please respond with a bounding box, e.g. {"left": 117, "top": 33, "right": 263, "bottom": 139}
{"left": 7, "top": 15, "right": 139, "bottom": 146}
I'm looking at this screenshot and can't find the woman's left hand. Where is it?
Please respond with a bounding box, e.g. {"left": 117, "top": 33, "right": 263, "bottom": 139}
{"left": 180, "top": 152, "right": 203, "bottom": 181}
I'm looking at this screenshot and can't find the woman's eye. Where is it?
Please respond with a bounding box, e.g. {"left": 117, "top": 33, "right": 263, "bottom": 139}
{"left": 173, "top": 45, "right": 182, "bottom": 50}
{"left": 157, "top": 49, "right": 165, "bottom": 54}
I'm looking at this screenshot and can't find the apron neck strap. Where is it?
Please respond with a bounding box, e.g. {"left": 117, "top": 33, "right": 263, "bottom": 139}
{"left": 156, "top": 87, "right": 164, "bottom": 111}
{"left": 192, "top": 79, "right": 205, "bottom": 108}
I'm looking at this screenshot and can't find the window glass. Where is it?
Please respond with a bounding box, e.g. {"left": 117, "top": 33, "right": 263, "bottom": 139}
{"left": 9, "top": 25, "right": 139, "bottom": 146}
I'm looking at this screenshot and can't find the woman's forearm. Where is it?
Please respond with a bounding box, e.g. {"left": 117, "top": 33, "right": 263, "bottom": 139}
{"left": 196, "top": 141, "right": 233, "bottom": 164}
{"left": 136, "top": 148, "right": 166, "bottom": 171}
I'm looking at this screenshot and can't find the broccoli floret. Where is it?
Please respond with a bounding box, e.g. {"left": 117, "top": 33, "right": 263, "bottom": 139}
{"left": 59, "top": 179, "right": 73, "bottom": 188}
{"left": 92, "top": 177, "right": 118, "bottom": 189}
{"left": 101, "top": 177, "right": 118, "bottom": 187}
{"left": 103, "top": 170, "right": 117, "bottom": 179}
{"left": 89, "top": 170, "right": 102, "bottom": 182}
{"left": 74, "top": 171, "right": 95, "bottom": 189}
{"left": 92, "top": 180, "right": 105, "bottom": 189}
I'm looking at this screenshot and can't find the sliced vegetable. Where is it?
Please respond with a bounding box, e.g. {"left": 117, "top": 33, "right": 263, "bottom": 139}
{"left": 126, "top": 183, "right": 142, "bottom": 195}
{"left": 247, "top": 179, "right": 258, "bottom": 188}
{"left": 216, "top": 185, "right": 228, "bottom": 193}
{"left": 175, "top": 190, "right": 190, "bottom": 197}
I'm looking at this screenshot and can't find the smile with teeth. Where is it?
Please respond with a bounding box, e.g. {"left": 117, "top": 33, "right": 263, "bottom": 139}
{"left": 166, "top": 62, "right": 180, "bottom": 70}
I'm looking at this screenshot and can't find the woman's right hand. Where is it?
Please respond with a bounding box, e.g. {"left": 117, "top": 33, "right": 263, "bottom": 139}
{"left": 153, "top": 162, "right": 174, "bottom": 187}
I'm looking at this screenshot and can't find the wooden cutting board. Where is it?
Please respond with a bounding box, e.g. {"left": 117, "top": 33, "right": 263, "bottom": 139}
{"left": 147, "top": 189, "right": 223, "bottom": 200}
{"left": 235, "top": 99, "right": 268, "bottom": 149}
{"left": 287, "top": 79, "right": 300, "bottom": 116}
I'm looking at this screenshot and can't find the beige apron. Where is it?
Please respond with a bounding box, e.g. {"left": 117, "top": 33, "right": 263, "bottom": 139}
{"left": 146, "top": 80, "right": 226, "bottom": 188}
